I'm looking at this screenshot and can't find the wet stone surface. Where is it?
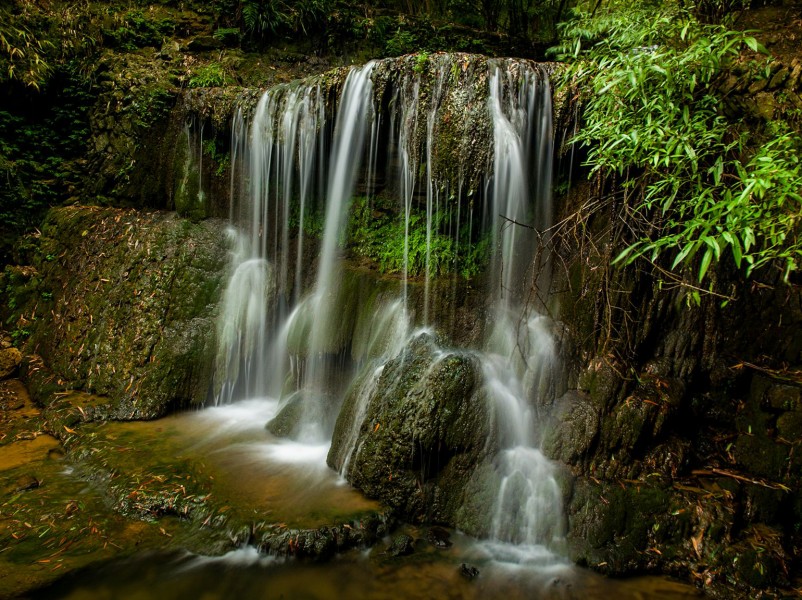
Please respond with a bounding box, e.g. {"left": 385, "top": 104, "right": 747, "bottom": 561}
{"left": 0, "top": 383, "right": 392, "bottom": 598}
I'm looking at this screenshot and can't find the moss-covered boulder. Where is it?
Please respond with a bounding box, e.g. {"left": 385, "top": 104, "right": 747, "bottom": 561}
{"left": 0, "top": 347, "right": 22, "bottom": 379}
{"left": 8, "top": 206, "right": 229, "bottom": 419}
{"left": 265, "top": 391, "right": 305, "bottom": 438}
{"left": 328, "top": 333, "right": 497, "bottom": 534}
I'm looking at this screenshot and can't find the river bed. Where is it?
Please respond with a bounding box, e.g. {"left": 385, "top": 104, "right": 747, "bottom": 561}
{"left": 1, "top": 391, "right": 701, "bottom": 600}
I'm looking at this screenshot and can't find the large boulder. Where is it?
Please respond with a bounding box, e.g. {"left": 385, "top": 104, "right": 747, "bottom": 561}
{"left": 328, "top": 333, "right": 498, "bottom": 535}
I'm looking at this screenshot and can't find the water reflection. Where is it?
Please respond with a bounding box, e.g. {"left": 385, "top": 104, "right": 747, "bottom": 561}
{"left": 33, "top": 538, "right": 701, "bottom": 600}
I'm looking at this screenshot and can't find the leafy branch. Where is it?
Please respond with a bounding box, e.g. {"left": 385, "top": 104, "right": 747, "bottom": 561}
{"left": 553, "top": 1, "right": 802, "bottom": 284}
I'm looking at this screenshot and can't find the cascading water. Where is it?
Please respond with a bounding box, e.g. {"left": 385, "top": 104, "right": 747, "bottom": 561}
{"left": 213, "top": 54, "right": 564, "bottom": 561}
{"left": 482, "top": 63, "right": 564, "bottom": 555}
{"left": 298, "top": 64, "right": 376, "bottom": 441}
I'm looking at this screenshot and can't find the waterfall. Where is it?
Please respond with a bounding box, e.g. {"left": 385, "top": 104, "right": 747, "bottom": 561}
{"left": 300, "top": 63, "right": 376, "bottom": 442}
{"left": 483, "top": 62, "right": 563, "bottom": 553}
{"left": 212, "top": 54, "right": 563, "bottom": 556}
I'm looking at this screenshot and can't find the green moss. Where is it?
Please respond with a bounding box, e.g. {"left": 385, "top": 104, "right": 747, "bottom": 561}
{"left": 266, "top": 392, "right": 305, "bottom": 438}
{"left": 732, "top": 434, "right": 789, "bottom": 481}
{"left": 330, "top": 334, "right": 494, "bottom": 528}
{"left": 173, "top": 129, "right": 208, "bottom": 222}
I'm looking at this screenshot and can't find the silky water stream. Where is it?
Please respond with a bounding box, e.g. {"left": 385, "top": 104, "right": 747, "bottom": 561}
{"left": 32, "top": 56, "right": 701, "bottom": 599}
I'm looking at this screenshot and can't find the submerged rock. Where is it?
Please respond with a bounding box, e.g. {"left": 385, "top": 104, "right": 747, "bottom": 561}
{"left": 14, "top": 474, "right": 40, "bottom": 492}
{"left": 387, "top": 533, "right": 415, "bottom": 557}
{"left": 459, "top": 563, "right": 479, "bottom": 579}
{"left": 425, "top": 526, "right": 452, "bottom": 548}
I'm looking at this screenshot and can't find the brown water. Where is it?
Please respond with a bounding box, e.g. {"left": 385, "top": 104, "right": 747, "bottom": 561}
{"left": 31, "top": 535, "right": 701, "bottom": 600}
{"left": 4, "top": 395, "right": 702, "bottom": 600}
{"left": 87, "top": 398, "right": 380, "bottom": 528}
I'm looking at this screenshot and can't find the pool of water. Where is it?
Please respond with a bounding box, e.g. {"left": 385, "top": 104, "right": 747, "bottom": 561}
{"left": 83, "top": 397, "right": 380, "bottom": 529}
{"left": 3, "top": 395, "right": 703, "bottom": 600}
{"left": 31, "top": 538, "right": 701, "bottom": 600}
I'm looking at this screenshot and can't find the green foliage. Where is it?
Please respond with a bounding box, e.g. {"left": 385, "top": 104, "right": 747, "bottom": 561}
{"left": 236, "top": 0, "right": 331, "bottom": 41}
{"left": 347, "top": 196, "right": 489, "bottom": 278}
{"left": 694, "top": 0, "right": 749, "bottom": 23}
{"left": 553, "top": 1, "right": 802, "bottom": 282}
{"left": 0, "top": 7, "right": 54, "bottom": 90}
{"left": 213, "top": 27, "right": 242, "bottom": 45}
{"left": 202, "top": 138, "right": 231, "bottom": 177}
{"left": 385, "top": 28, "right": 418, "bottom": 56}
{"left": 188, "top": 63, "right": 228, "bottom": 88}
{"left": 10, "top": 327, "right": 31, "bottom": 346}
{"left": 413, "top": 51, "right": 430, "bottom": 73}
{"left": 242, "top": 0, "right": 290, "bottom": 37}
{"left": 0, "top": 64, "right": 93, "bottom": 256}
{"left": 129, "top": 86, "right": 174, "bottom": 128}
{"left": 103, "top": 10, "right": 175, "bottom": 51}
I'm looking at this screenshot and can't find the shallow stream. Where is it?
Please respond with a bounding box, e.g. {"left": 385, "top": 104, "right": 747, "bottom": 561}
{"left": 20, "top": 399, "right": 701, "bottom": 600}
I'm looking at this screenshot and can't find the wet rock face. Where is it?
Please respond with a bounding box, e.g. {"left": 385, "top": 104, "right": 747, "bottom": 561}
{"left": 7, "top": 206, "right": 229, "bottom": 419}
{"left": 328, "top": 333, "right": 497, "bottom": 534}
{"left": 548, "top": 180, "right": 802, "bottom": 596}
{"left": 265, "top": 392, "right": 305, "bottom": 438}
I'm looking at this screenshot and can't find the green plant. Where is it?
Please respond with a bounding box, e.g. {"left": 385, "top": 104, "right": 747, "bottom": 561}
{"left": 346, "top": 197, "right": 488, "bottom": 278}
{"left": 242, "top": 0, "right": 291, "bottom": 37}
{"left": 413, "top": 51, "right": 430, "bottom": 73}
{"left": 188, "top": 63, "right": 228, "bottom": 88}
{"left": 0, "top": 7, "right": 54, "bottom": 89}
{"left": 202, "top": 138, "right": 231, "bottom": 177}
{"left": 553, "top": 1, "right": 802, "bottom": 283}
{"left": 10, "top": 327, "right": 31, "bottom": 346}
{"left": 130, "top": 87, "right": 173, "bottom": 128}
{"left": 103, "top": 10, "right": 175, "bottom": 51}
{"left": 0, "top": 63, "right": 93, "bottom": 261}
{"left": 213, "top": 27, "right": 242, "bottom": 45}
{"left": 385, "top": 27, "right": 417, "bottom": 56}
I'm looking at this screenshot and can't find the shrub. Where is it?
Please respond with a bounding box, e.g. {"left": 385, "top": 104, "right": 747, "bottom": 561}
{"left": 552, "top": 1, "right": 802, "bottom": 283}
{"left": 188, "top": 63, "right": 228, "bottom": 88}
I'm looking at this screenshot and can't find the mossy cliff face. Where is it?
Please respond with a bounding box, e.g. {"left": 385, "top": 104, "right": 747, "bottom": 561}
{"left": 543, "top": 179, "right": 802, "bottom": 597}
{"left": 328, "top": 333, "right": 498, "bottom": 536}
{"left": 1, "top": 206, "right": 229, "bottom": 419}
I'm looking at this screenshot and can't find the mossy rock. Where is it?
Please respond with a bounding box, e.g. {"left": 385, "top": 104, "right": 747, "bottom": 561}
{"left": 16, "top": 206, "right": 229, "bottom": 419}
{"left": 172, "top": 127, "right": 209, "bottom": 221}
{"left": 0, "top": 347, "right": 22, "bottom": 379}
{"left": 328, "top": 333, "right": 495, "bottom": 530}
{"left": 720, "top": 526, "right": 791, "bottom": 590}
{"left": 565, "top": 478, "right": 675, "bottom": 573}
{"left": 541, "top": 390, "right": 600, "bottom": 465}
{"left": 732, "top": 434, "right": 789, "bottom": 481}
{"left": 265, "top": 392, "right": 305, "bottom": 438}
